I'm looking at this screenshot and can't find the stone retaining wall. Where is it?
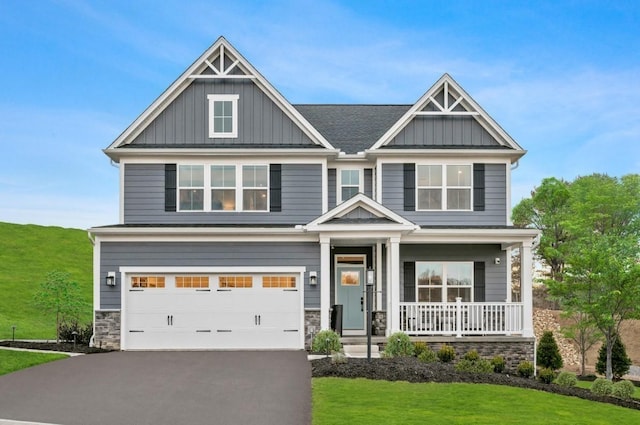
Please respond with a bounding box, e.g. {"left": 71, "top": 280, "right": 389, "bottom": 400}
{"left": 94, "top": 310, "right": 121, "bottom": 350}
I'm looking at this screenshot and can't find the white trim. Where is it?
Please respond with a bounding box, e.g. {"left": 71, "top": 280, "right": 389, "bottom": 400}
{"left": 119, "top": 266, "right": 306, "bottom": 274}
{"left": 109, "top": 149, "right": 339, "bottom": 163}
{"left": 207, "top": 94, "right": 239, "bottom": 138}
{"left": 119, "top": 163, "right": 125, "bottom": 224}
{"left": 336, "top": 167, "right": 364, "bottom": 204}
{"left": 93, "top": 235, "right": 101, "bottom": 313}
{"left": 376, "top": 242, "right": 383, "bottom": 310}
{"left": 415, "top": 261, "right": 474, "bottom": 303}
{"left": 506, "top": 246, "right": 512, "bottom": 303}
{"left": 388, "top": 237, "right": 400, "bottom": 333}
{"left": 506, "top": 163, "right": 513, "bottom": 225}
{"left": 366, "top": 149, "right": 525, "bottom": 163}
{"left": 415, "top": 163, "right": 473, "bottom": 212}
{"left": 321, "top": 159, "right": 328, "bottom": 213}
{"left": 320, "top": 238, "right": 331, "bottom": 329}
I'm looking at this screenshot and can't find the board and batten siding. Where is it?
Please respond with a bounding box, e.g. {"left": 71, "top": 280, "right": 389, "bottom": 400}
{"left": 123, "top": 163, "right": 323, "bottom": 224}
{"left": 381, "top": 163, "right": 507, "bottom": 226}
{"left": 399, "top": 244, "right": 507, "bottom": 303}
{"left": 99, "top": 242, "right": 320, "bottom": 310}
{"left": 129, "top": 80, "right": 316, "bottom": 147}
{"left": 386, "top": 116, "right": 502, "bottom": 148}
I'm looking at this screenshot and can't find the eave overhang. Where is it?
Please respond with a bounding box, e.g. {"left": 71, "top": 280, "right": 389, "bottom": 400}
{"left": 104, "top": 147, "right": 341, "bottom": 162}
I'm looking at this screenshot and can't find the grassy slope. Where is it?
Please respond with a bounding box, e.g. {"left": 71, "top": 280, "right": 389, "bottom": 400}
{"left": 0, "top": 222, "right": 93, "bottom": 339}
{"left": 313, "top": 378, "right": 640, "bottom": 425}
{"left": 0, "top": 350, "right": 68, "bottom": 376}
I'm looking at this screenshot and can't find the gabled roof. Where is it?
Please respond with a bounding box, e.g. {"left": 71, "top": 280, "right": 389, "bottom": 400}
{"left": 106, "top": 36, "right": 335, "bottom": 152}
{"left": 305, "top": 193, "right": 418, "bottom": 232}
{"left": 369, "top": 73, "right": 524, "bottom": 152}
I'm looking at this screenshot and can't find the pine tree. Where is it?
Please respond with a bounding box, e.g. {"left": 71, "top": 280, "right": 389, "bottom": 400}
{"left": 596, "top": 334, "right": 631, "bottom": 380}
{"left": 537, "top": 330, "right": 563, "bottom": 370}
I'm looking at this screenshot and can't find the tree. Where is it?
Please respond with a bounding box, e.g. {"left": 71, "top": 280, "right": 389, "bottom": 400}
{"left": 536, "top": 330, "right": 563, "bottom": 370}
{"left": 596, "top": 334, "right": 631, "bottom": 380}
{"left": 561, "top": 311, "right": 601, "bottom": 376}
{"left": 33, "top": 271, "right": 85, "bottom": 343}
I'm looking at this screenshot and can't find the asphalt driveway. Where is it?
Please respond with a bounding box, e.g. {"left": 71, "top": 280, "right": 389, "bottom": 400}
{"left": 0, "top": 350, "right": 311, "bottom": 425}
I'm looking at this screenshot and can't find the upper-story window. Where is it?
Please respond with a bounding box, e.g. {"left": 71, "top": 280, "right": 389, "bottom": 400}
{"left": 211, "top": 165, "right": 236, "bottom": 210}
{"left": 179, "top": 165, "right": 204, "bottom": 210}
{"left": 417, "top": 164, "right": 471, "bottom": 210}
{"left": 207, "top": 94, "right": 239, "bottom": 138}
{"left": 338, "top": 169, "right": 362, "bottom": 203}
{"left": 242, "top": 165, "right": 268, "bottom": 211}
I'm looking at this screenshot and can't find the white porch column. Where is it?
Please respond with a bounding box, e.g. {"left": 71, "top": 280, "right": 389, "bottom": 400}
{"left": 520, "top": 240, "right": 534, "bottom": 337}
{"left": 376, "top": 241, "right": 383, "bottom": 310}
{"left": 320, "top": 237, "right": 331, "bottom": 330}
{"left": 388, "top": 236, "right": 401, "bottom": 333}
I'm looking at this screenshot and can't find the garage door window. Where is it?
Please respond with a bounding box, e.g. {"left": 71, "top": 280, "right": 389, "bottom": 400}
{"left": 131, "top": 276, "right": 165, "bottom": 288}
{"left": 219, "top": 276, "right": 253, "bottom": 288}
{"left": 262, "top": 276, "right": 296, "bottom": 288}
{"left": 176, "top": 276, "right": 210, "bottom": 288}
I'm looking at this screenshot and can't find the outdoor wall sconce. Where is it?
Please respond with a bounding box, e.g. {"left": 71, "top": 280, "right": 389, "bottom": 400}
{"left": 494, "top": 257, "right": 501, "bottom": 265}
{"left": 366, "top": 267, "right": 375, "bottom": 285}
{"left": 105, "top": 271, "right": 116, "bottom": 287}
{"left": 309, "top": 271, "right": 317, "bottom": 286}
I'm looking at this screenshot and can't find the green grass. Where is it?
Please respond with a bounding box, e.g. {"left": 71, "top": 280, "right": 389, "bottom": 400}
{"left": 0, "top": 350, "right": 68, "bottom": 376}
{"left": 575, "top": 379, "right": 640, "bottom": 399}
{"left": 313, "top": 378, "right": 640, "bottom": 425}
{"left": 0, "top": 222, "right": 93, "bottom": 339}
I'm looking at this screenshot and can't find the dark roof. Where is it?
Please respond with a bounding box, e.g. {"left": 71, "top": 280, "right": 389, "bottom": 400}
{"left": 294, "top": 104, "right": 411, "bottom": 153}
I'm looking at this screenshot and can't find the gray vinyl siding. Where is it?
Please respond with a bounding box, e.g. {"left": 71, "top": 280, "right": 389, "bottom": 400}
{"left": 381, "top": 163, "right": 507, "bottom": 226}
{"left": 129, "top": 80, "right": 316, "bottom": 147}
{"left": 387, "top": 116, "right": 502, "bottom": 148}
{"left": 328, "top": 168, "right": 336, "bottom": 209}
{"left": 123, "top": 163, "right": 322, "bottom": 224}
{"left": 99, "top": 242, "right": 320, "bottom": 309}
{"left": 399, "top": 244, "right": 507, "bottom": 302}
{"left": 364, "top": 168, "right": 373, "bottom": 197}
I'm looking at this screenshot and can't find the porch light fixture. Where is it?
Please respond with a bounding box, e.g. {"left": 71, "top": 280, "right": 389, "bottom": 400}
{"left": 309, "top": 271, "right": 317, "bottom": 286}
{"left": 105, "top": 271, "right": 116, "bottom": 287}
{"left": 366, "top": 268, "right": 375, "bottom": 285}
{"left": 494, "top": 258, "right": 501, "bottom": 265}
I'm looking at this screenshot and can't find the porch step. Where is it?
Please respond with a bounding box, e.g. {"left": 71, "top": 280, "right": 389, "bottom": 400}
{"left": 342, "top": 344, "right": 380, "bottom": 358}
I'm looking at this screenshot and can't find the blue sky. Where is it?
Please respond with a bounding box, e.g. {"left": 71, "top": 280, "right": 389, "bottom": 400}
{"left": 0, "top": 0, "right": 638, "bottom": 229}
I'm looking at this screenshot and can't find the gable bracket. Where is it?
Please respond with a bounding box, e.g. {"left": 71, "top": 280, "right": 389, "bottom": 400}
{"left": 417, "top": 80, "right": 479, "bottom": 116}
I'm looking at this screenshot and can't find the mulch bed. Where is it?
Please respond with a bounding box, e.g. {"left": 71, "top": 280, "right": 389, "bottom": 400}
{"left": 0, "top": 340, "right": 112, "bottom": 354}
{"left": 311, "top": 357, "right": 640, "bottom": 411}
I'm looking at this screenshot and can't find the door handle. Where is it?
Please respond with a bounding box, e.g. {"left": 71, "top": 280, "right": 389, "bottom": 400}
{"left": 255, "top": 315, "right": 258, "bottom": 325}
{"left": 361, "top": 297, "right": 364, "bottom": 312}
{"left": 258, "top": 315, "right": 261, "bottom": 325}
{"left": 167, "top": 315, "right": 170, "bottom": 326}
{"left": 170, "top": 315, "right": 173, "bottom": 326}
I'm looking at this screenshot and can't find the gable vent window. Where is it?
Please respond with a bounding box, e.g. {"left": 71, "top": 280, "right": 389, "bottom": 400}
{"left": 416, "top": 164, "right": 471, "bottom": 211}
{"left": 207, "top": 94, "right": 239, "bottom": 138}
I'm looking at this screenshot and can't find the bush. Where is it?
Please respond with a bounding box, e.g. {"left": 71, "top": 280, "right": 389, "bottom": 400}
{"left": 536, "top": 331, "right": 563, "bottom": 370}
{"left": 58, "top": 321, "right": 93, "bottom": 345}
{"left": 455, "top": 358, "right": 494, "bottom": 374}
{"left": 591, "top": 378, "right": 613, "bottom": 396}
{"left": 417, "top": 348, "right": 438, "bottom": 363}
{"left": 463, "top": 349, "right": 480, "bottom": 361}
{"left": 555, "top": 371, "right": 578, "bottom": 388}
{"left": 413, "top": 341, "right": 428, "bottom": 357}
{"left": 537, "top": 367, "right": 556, "bottom": 384}
{"left": 437, "top": 344, "right": 456, "bottom": 363}
{"left": 611, "top": 380, "right": 635, "bottom": 399}
{"left": 331, "top": 351, "right": 348, "bottom": 364}
{"left": 517, "top": 361, "right": 535, "bottom": 378}
{"left": 596, "top": 335, "right": 631, "bottom": 380}
{"left": 384, "top": 332, "right": 414, "bottom": 357}
{"left": 491, "top": 356, "right": 506, "bottom": 374}
{"left": 312, "top": 329, "right": 341, "bottom": 354}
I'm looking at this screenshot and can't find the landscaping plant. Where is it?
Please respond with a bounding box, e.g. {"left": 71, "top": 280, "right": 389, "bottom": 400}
{"left": 537, "top": 367, "right": 556, "bottom": 384}
{"left": 555, "top": 371, "right": 578, "bottom": 388}
{"left": 596, "top": 334, "right": 631, "bottom": 380}
{"left": 517, "top": 361, "right": 535, "bottom": 378}
{"left": 417, "top": 348, "right": 438, "bottom": 363}
{"left": 413, "top": 341, "right": 428, "bottom": 357}
{"left": 611, "top": 380, "right": 635, "bottom": 400}
{"left": 312, "top": 329, "right": 341, "bottom": 354}
{"left": 537, "top": 330, "right": 563, "bottom": 370}
{"left": 491, "top": 356, "right": 506, "bottom": 373}
{"left": 384, "top": 332, "right": 414, "bottom": 357}
{"left": 591, "top": 378, "right": 613, "bottom": 396}
{"left": 437, "top": 344, "right": 456, "bottom": 363}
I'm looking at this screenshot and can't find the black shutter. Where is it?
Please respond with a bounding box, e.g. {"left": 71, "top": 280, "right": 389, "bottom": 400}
{"left": 165, "top": 164, "right": 177, "bottom": 212}
{"left": 403, "top": 163, "right": 415, "bottom": 211}
{"left": 474, "top": 261, "right": 486, "bottom": 302}
{"left": 270, "top": 164, "right": 282, "bottom": 212}
{"left": 403, "top": 261, "right": 416, "bottom": 302}
{"left": 473, "top": 163, "right": 485, "bottom": 211}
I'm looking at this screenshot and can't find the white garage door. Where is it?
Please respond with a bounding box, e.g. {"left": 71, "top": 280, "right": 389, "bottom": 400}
{"left": 123, "top": 270, "right": 303, "bottom": 350}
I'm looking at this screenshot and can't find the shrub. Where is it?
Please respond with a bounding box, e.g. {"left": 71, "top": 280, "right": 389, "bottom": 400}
{"left": 537, "top": 367, "right": 556, "bottom": 384}
{"left": 517, "top": 361, "right": 535, "bottom": 378}
{"left": 312, "top": 329, "right": 341, "bottom": 354}
{"left": 596, "top": 335, "right": 631, "bottom": 380}
{"left": 611, "top": 380, "right": 635, "bottom": 399}
{"left": 555, "top": 371, "right": 578, "bottom": 388}
{"left": 463, "top": 349, "right": 480, "bottom": 361}
{"left": 491, "top": 356, "right": 506, "bottom": 374}
{"left": 384, "top": 332, "right": 414, "bottom": 357}
{"left": 417, "top": 348, "right": 438, "bottom": 363}
{"left": 331, "top": 351, "right": 348, "bottom": 364}
{"left": 58, "top": 321, "right": 93, "bottom": 345}
{"left": 413, "top": 341, "right": 428, "bottom": 357}
{"left": 591, "top": 378, "right": 613, "bottom": 396}
{"left": 437, "top": 344, "right": 456, "bottom": 363}
{"left": 536, "top": 331, "right": 563, "bottom": 370}
{"left": 455, "top": 358, "right": 494, "bottom": 374}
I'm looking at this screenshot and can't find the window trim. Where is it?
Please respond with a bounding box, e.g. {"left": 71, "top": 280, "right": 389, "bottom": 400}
{"left": 415, "top": 261, "right": 474, "bottom": 302}
{"left": 207, "top": 94, "right": 239, "bottom": 138}
{"left": 337, "top": 167, "right": 363, "bottom": 204}
{"left": 416, "top": 163, "right": 473, "bottom": 211}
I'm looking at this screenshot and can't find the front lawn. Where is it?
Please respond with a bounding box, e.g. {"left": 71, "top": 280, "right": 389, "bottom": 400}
{"left": 0, "top": 350, "right": 68, "bottom": 376}
{"left": 313, "top": 377, "right": 640, "bottom": 425}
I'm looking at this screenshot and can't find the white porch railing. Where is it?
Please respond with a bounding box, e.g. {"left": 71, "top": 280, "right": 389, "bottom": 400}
{"left": 399, "top": 299, "right": 524, "bottom": 337}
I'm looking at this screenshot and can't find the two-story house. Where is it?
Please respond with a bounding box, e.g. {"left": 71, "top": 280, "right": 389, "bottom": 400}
{"left": 90, "top": 37, "right": 539, "bottom": 363}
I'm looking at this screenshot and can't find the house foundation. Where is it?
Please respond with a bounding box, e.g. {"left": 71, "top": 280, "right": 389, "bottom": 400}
{"left": 94, "top": 310, "right": 121, "bottom": 350}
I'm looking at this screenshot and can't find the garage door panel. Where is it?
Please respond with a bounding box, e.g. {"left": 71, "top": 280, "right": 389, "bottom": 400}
{"left": 127, "top": 330, "right": 213, "bottom": 350}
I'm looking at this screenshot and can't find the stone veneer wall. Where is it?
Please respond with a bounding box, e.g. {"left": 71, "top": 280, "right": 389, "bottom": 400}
{"left": 373, "top": 311, "right": 387, "bottom": 336}
{"left": 94, "top": 310, "right": 121, "bottom": 350}
{"left": 304, "top": 309, "right": 321, "bottom": 349}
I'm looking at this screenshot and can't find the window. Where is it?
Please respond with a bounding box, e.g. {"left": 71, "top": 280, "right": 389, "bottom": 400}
{"left": 262, "top": 276, "right": 296, "bottom": 288}
{"left": 208, "top": 94, "right": 239, "bottom": 138}
{"left": 242, "top": 165, "right": 268, "bottom": 211}
{"left": 416, "top": 262, "right": 472, "bottom": 302}
{"left": 178, "top": 165, "right": 204, "bottom": 211}
{"left": 211, "top": 165, "right": 236, "bottom": 210}
{"left": 416, "top": 165, "right": 471, "bottom": 210}
{"left": 339, "top": 169, "right": 360, "bottom": 202}
{"left": 131, "top": 276, "right": 165, "bottom": 288}
{"left": 176, "top": 276, "right": 209, "bottom": 288}
{"left": 219, "top": 276, "right": 253, "bottom": 288}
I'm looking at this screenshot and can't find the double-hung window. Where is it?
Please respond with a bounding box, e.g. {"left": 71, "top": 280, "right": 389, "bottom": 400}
{"left": 339, "top": 169, "right": 361, "bottom": 202}
{"left": 242, "top": 165, "right": 268, "bottom": 211}
{"left": 416, "top": 262, "right": 473, "bottom": 302}
{"left": 211, "top": 165, "right": 236, "bottom": 210}
{"left": 416, "top": 164, "right": 471, "bottom": 210}
{"left": 207, "top": 94, "right": 239, "bottom": 138}
{"left": 178, "top": 165, "right": 204, "bottom": 210}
